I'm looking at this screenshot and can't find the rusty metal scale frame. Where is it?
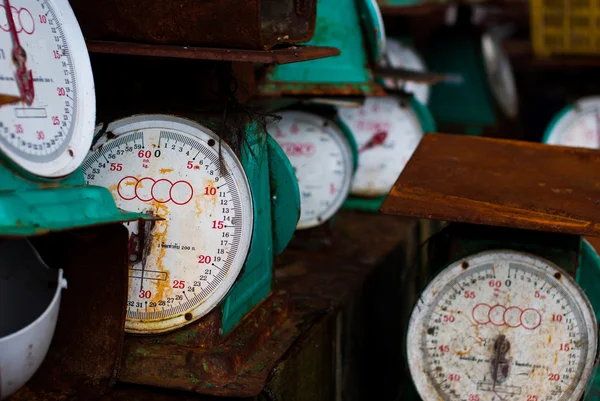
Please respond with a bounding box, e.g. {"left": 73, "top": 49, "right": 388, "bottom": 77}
{"left": 380, "top": 133, "right": 600, "bottom": 400}
{"left": 68, "top": 0, "right": 318, "bottom": 51}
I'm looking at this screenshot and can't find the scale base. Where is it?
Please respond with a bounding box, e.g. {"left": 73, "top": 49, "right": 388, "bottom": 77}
{"left": 119, "top": 291, "right": 293, "bottom": 397}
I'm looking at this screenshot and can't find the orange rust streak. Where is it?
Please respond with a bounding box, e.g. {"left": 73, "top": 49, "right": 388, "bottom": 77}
{"left": 159, "top": 168, "right": 174, "bottom": 174}
{"left": 149, "top": 201, "right": 172, "bottom": 304}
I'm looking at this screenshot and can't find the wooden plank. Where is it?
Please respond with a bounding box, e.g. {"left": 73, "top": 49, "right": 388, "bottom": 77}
{"left": 380, "top": 133, "right": 600, "bottom": 236}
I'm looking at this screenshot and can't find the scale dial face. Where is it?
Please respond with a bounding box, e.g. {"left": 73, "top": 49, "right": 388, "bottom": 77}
{"left": 338, "top": 97, "right": 424, "bottom": 197}
{"left": 268, "top": 110, "right": 353, "bottom": 230}
{"left": 383, "top": 38, "right": 430, "bottom": 106}
{"left": 544, "top": 97, "right": 600, "bottom": 149}
{"left": 0, "top": 0, "right": 95, "bottom": 177}
{"left": 408, "top": 250, "right": 597, "bottom": 401}
{"left": 83, "top": 115, "right": 253, "bottom": 334}
{"left": 482, "top": 33, "right": 518, "bottom": 119}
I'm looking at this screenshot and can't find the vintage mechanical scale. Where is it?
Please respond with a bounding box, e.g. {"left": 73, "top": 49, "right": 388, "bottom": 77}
{"left": 81, "top": 112, "right": 301, "bottom": 395}
{"left": 84, "top": 114, "right": 300, "bottom": 334}
{"left": 426, "top": 10, "right": 518, "bottom": 135}
{"left": 381, "top": 133, "right": 600, "bottom": 401}
{"left": 267, "top": 109, "right": 357, "bottom": 229}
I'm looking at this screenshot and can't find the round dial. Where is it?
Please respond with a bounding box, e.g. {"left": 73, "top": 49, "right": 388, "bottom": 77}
{"left": 382, "top": 38, "right": 430, "bottom": 106}
{"left": 338, "top": 97, "right": 424, "bottom": 197}
{"left": 543, "top": 97, "right": 600, "bottom": 149}
{"left": 408, "top": 250, "right": 597, "bottom": 401}
{"left": 82, "top": 115, "right": 253, "bottom": 334}
{"left": 482, "top": 33, "right": 518, "bottom": 119}
{"left": 268, "top": 110, "right": 353, "bottom": 230}
{"left": 0, "top": 0, "right": 95, "bottom": 177}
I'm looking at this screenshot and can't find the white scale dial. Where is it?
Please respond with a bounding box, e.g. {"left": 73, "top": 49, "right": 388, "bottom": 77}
{"left": 338, "top": 97, "right": 424, "bottom": 197}
{"left": 0, "top": 0, "right": 95, "bottom": 177}
{"left": 268, "top": 110, "right": 353, "bottom": 230}
{"left": 482, "top": 32, "right": 518, "bottom": 119}
{"left": 408, "top": 250, "right": 597, "bottom": 401}
{"left": 83, "top": 115, "right": 253, "bottom": 334}
{"left": 382, "top": 38, "right": 430, "bottom": 106}
{"left": 544, "top": 97, "right": 600, "bottom": 149}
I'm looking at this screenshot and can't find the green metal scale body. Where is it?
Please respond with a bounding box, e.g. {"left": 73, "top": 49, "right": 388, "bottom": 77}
{"left": 426, "top": 22, "right": 518, "bottom": 136}
{"left": 0, "top": 165, "right": 149, "bottom": 236}
{"left": 259, "top": 0, "right": 387, "bottom": 96}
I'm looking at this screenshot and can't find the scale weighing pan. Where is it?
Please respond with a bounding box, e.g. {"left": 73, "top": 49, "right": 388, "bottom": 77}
{"left": 0, "top": 239, "right": 67, "bottom": 400}
{"left": 381, "top": 134, "right": 600, "bottom": 236}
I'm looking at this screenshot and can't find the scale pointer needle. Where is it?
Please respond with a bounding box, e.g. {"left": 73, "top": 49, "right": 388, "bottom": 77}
{"left": 4, "top": 0, "right": 34, "bottom": 105}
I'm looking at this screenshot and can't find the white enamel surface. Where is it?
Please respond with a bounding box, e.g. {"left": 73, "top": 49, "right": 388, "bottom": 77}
{"left": 338, "top": 97, "right": 423, "bottom": 197}
{"left": 0, "top": 0, "right": 95, "bottom": 177}
{"left": 268, "top": 111, "right": 353, "bottom": 230}
{"left": 0, "top": 238, "right": 67, "bottom": 400}
{"left": 407, "top": 250, "right": 597, "bottom": 401}
{"left": 545, "top": 97, "right": 600, "bottom": 149}
{"left": 83, "top": 115, "right": 253, "bottom": 334}
{"left": 383, "top": 38, "right": 430, "bottom": 106}
{"left": 482, "top": 33, "right": 518, "bottom": 119}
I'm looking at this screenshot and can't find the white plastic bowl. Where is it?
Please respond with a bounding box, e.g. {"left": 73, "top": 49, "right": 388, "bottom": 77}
{"left": 0, "top": 240, "right": 68, "bottom": 400}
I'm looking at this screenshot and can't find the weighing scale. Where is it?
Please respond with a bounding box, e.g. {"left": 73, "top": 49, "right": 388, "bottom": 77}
{"left": 542, "top": 96, "right": 600, "bottom": 149}
{"left": 426, "top": 10, "right": 518, "bottom": 135}
{"left": 337, "top": 96, "right": 435, "bottom": 211}
{"left": 0, "top": 0, "right": 147, "bottom": 234}
{"left": 0, "top": 0, "right": 150, "bottom": 398}
{"left": 84, "top": 114, "right": 300, "bottom": 334}
{"left": 268, "top": 109, "right": 357, "bottom": 229}
{"left": 81, "top": 112, "right": 302, "bottom": 394}
{"left": 380, "top": 133, "right": 600, "bottom": 401}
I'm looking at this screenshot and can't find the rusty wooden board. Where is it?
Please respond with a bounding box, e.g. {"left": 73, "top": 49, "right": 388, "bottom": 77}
{"left": 86, "top": 41, "right": 340, "bottom": 65}
{"left": 70, "top": 0, "right": 316, "bottom": 51}
{"left": 380, "top": 133, "right": 600, "bottom": 236}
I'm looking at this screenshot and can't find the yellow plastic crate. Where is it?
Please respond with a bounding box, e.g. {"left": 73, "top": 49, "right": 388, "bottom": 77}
{"left": 530, "top": 0, "right": 600, "bottom": 56}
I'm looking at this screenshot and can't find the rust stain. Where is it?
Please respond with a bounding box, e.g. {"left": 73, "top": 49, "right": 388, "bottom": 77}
{"left": 148, "top": 201, "right": 172, "bottom": 305}
{"left": 159, "top": 168, "right": 174, "bottom": 174}
{"left": 204, "top": 178, "right": 217, "bottom": 207}
{"left": 548, "top": 334, "right": 552, "bottom": 343}
{"left": 456, "top": 346, "right": 472, "bottom": 356}
{"left": 71, "top": 0, "right": 317, "bottom": 50}
{"left": 194, "top": 195, "right": 204, "bottom": 218}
